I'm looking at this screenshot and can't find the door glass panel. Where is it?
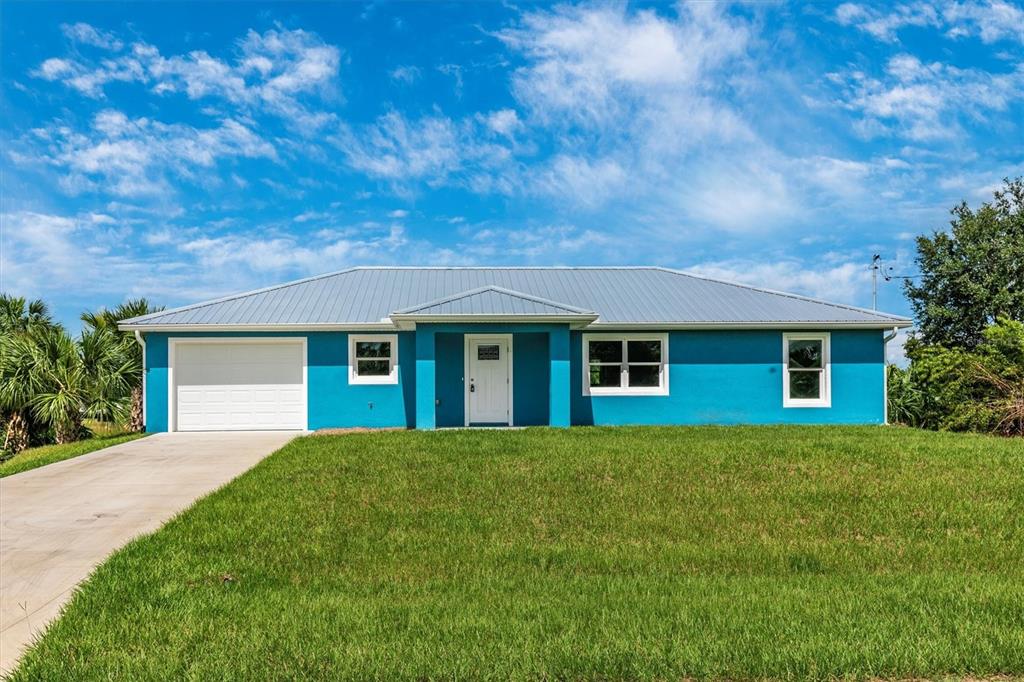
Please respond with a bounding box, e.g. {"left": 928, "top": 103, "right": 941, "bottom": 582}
{"left": 588, "top": 340, "right": 622, "bottom": 363}
{"left": 627, "top": 364, "right": 660, "bottom": 387}
{"left": 789, "top": 371, "right": 821, "bottom": 399}
{"left": 477, "top": 344, "right": 500, "bottom": 360}
{"left": 627, "top": 340, "right": 661, "bottom": 363}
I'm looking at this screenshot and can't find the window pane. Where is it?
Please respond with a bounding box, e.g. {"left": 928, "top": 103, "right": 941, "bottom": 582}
{"left": 477, "top": 344, "right": 500, "bottom": 360}
{"left": 788, "top": 339, "right": 822, "bottom": 369}
{"left": 789, "top": 370, "right": 821, "bottom": 399}
{"left": 627, "top": 340, "right": 661, "bottom": 363}
{"left": 628, "top": 364, "right": 660, "bottom": 387}
{"left": 357, "top": 359, "right": 390, "bottom": 376}
{"left": 589, "top": 364, "right": 621, "bottom": 388}
{"left": 588, "top": 340, "right": 622, "bottom": 363}
{"left": 356, "top": 341, "right": 391, "bottom": 359}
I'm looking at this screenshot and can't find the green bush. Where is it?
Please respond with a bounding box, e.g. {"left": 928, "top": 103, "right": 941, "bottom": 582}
{"left": 903, "top": 318, "right": 1024, "bottom": 435}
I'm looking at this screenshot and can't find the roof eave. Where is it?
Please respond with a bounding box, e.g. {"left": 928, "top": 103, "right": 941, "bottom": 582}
{"left": 586, "top": 320, "right": 913, "bottom": 330}
{"left": 117, "top": 322, "right": 398, "bottom": 333}
{"left": 389, "top": 313, "right": 599, "bottom": 329}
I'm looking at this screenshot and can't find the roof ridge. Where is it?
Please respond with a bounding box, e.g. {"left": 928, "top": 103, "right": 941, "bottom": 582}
{"left": 653, "top": 267, "right": 910, "bottom": 322}
{"left": 393, "top": 285, "right": 595, "bottom": 315}
{"left": 119, "top": 267, "right": 363, "bottom": 324}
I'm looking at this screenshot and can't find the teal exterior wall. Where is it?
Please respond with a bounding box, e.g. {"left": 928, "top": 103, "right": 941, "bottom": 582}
{"left": 570, "top": 330, "right": 885, "bottom": 425}
{"left": 143, "top": 331, "right": 415, "bottom": 432}
{"left": 143, "top": 327, "right": 885, "bottom": 432}
{"left": 433, "top": 331, "right": 551, "bottom": 427}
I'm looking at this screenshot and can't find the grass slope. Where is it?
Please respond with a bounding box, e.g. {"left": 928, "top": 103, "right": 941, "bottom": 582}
{"left": 0, "top": 429, "right": 144, "bottom": 478}
{"left": 12, "top": 426, "right": 1024, "bottom": 680}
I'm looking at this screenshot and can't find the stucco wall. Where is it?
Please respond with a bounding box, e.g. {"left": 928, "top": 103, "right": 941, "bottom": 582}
{"left": 570, "top": 329, "right": 885, "bottom": 425}
{"left": 143, "top": 327, "right": 885, "bottom": 432}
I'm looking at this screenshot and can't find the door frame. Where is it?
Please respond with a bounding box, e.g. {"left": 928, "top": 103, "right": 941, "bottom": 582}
{"left": 167, "top": 337, "right": 309, "bottom": 433}
{"left": 463, "top": 333, "right": 513, "bottom": 426}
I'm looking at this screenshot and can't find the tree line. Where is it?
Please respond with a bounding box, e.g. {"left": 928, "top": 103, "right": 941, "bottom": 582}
{"left": 0, "top": 298, "right": 162, "bottom": 457}
{"left": 890, "top": 178, "right": 1023, "bottom": 436}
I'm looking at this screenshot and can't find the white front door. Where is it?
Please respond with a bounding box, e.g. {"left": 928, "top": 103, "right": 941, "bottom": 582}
{"left": 466, "top": 335, "right": 511, "bottom": 425}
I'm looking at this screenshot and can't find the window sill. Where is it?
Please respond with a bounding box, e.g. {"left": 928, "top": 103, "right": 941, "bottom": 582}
{"left": 348, "top": 373, "right": 399, "bottom": 386}
{"left": 783, "top": 399, "right": 831, "bottom": 408}
{"left": 584, "top": 388, "right": 669, "bottom": 397}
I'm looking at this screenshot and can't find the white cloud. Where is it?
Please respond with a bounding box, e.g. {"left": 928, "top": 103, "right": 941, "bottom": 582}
{"left": 387, "top": 209, "right": 409, "bottom": 218}
{"left": 23, "top": 109, "right": 277, "bottom": 198}
{"left": 500, "top": 3, "right": 749, "bottom": 127}
{"left": 832, "top": 54, "right": 1024, "bottom": 140}
{"left": 834, "top": 3, "right": 940, "bottom": 42}
{"left": 33, "top": 27, "right": 341, "bottom": 131}
{"left": 686, "top": 258, "right": 873, "bottom": 304}
{"left": 61, "top": 22, "right": 124, "bottom": 50}
{"left": 332, "top": 112, "right": 463, "bottom": 184}
{"left": 531, "top": 155, "right": 627, "bottom": 209}
{"left": 836, "top": 1, "right": 1024, "bottom": 44}
{"left": 480, "top": 109, "right": 522, "bottom": 137}
{"left": 389, "top": 65, "right": 421, "bottom": 83}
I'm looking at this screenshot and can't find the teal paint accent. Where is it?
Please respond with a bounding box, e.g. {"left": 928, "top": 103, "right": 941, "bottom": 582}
{"left": 571, "top": 330, "right": 885, "bottom": 425}
{"left": 143, "top": 331, "right": 415, "bottom": 432}
{"left": 144, "top": 334, "right": 169, "bottom": 433}
{"left": 548, "top": 327, "right": 571, "bottom": 427}
{"left": 415, "top": 327, "right": 436, "bottom": 429}
{"left": 143, "top": 326, "right": 885, "bottom": 432}
{"left": 512, "top": 333, "right": 549, "bottom": 426}
{"left": 434, "top": 333, "right": 465, "bottom": 428}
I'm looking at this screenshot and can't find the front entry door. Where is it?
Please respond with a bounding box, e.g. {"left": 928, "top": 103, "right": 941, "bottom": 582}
{"left": 466, "top": 335, "right": 511, "bottom": 425}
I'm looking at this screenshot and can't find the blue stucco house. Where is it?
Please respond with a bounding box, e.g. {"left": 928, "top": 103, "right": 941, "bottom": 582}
{"left": 118, "top": 267, "right": 911, "bottom": 432}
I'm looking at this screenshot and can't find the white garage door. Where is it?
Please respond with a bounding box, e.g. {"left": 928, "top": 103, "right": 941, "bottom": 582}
{"left": 173, "top": 341, "right": 306, "bottom": 431}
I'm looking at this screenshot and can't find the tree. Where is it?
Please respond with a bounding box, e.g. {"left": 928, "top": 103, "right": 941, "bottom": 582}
{"left": 81, "top": 298, "right": 162, "bottom": 431}
{"left": 0, "top": 294, "right": 61, "bottom": 454}
{"left": 0, "top": 294, "right": 56, "bottom": 334}
{"left": 905, "top": 178, "right": 1024, "bottom": 350}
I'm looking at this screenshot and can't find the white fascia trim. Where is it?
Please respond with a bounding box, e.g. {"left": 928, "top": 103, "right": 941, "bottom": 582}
{"left": 585, "top": 321, "right": 912, "bottom": 330}
{"left": 390, "top": 314, "right": 598, "bottom": 326}
{"left": 119, "top": 323, "right": 398, "bottom": 332}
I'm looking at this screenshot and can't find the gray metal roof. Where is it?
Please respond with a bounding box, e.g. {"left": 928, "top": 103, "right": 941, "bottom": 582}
{"left": 120, "top": 267, "right": 912, "bottom": 329}
{"left": 393, "top": 286, "right": 596, "bottom": 317}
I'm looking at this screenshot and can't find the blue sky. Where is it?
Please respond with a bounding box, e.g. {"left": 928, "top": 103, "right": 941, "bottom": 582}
{"left": 2, "top": 1, "right": 1023, "bottom": 354}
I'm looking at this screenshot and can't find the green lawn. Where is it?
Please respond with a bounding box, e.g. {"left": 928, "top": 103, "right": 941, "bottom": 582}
{"left": 0, "top": 425, "right": 144, "bottom": 478}
{"left": 12, "top": 426, "right": 1024, "bottom": 680}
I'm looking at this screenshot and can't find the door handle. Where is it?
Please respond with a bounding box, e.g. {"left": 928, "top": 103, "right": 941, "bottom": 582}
{"left": 469, "top": 382, "right": 476, "bottom": 393}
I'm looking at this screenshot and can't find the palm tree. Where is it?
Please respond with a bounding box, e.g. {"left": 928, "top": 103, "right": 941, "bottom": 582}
{"left": 0, "top": 326, "right": 88, "bottom": 445}
{"left": 0, "top": 294, "right": 61, "bottom": 454}
{"left": 81, "top": 298, "right": 163, "bottom": 431}
{"left": 0, "top": 294, "right": 56, "bottom": 334}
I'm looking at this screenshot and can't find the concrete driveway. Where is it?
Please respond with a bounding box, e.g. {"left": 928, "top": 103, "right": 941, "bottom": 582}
{"left": 0, "top": 431, "right": 296, "bottom": 673}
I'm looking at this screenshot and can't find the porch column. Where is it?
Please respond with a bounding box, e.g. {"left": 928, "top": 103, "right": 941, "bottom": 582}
{"left": 415, "top": 326, "right": 436, "bottom": 429}
{"left": 548, "top": 327, "right": 571, "bottom": 428}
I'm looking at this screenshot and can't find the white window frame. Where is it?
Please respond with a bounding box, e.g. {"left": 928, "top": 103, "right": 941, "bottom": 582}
{"left": 582, "top": 333, "right": 669, "bottom": 396}
{"left": 348, "top": 334, "right": 399, "bottom": 385}
{"left": 782, "top": 332, "right": 831, "bottom": 408}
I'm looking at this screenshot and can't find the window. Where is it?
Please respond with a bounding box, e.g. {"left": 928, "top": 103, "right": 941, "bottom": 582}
{"left": 349, "top": 334, "right": 398, "bottom": 385}
{"left": 783, "top": 333, "right": 830, "bottom": 407}
{"left": 582, "top": 333, "right": 668, "bottom": 396}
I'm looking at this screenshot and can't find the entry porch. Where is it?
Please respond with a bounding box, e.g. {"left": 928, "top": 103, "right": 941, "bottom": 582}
{"left": 412, "top": 324, "right": 572, "bottom": 429}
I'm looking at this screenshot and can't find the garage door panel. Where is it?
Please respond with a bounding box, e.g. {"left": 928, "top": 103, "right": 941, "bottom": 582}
{"left": 174, "top": 341, "right": 305, "bottom": 431}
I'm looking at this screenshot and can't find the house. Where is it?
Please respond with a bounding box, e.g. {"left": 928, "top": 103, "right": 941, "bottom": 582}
{"left": 118, "top": 267, "right": 912, "bottom": 432}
